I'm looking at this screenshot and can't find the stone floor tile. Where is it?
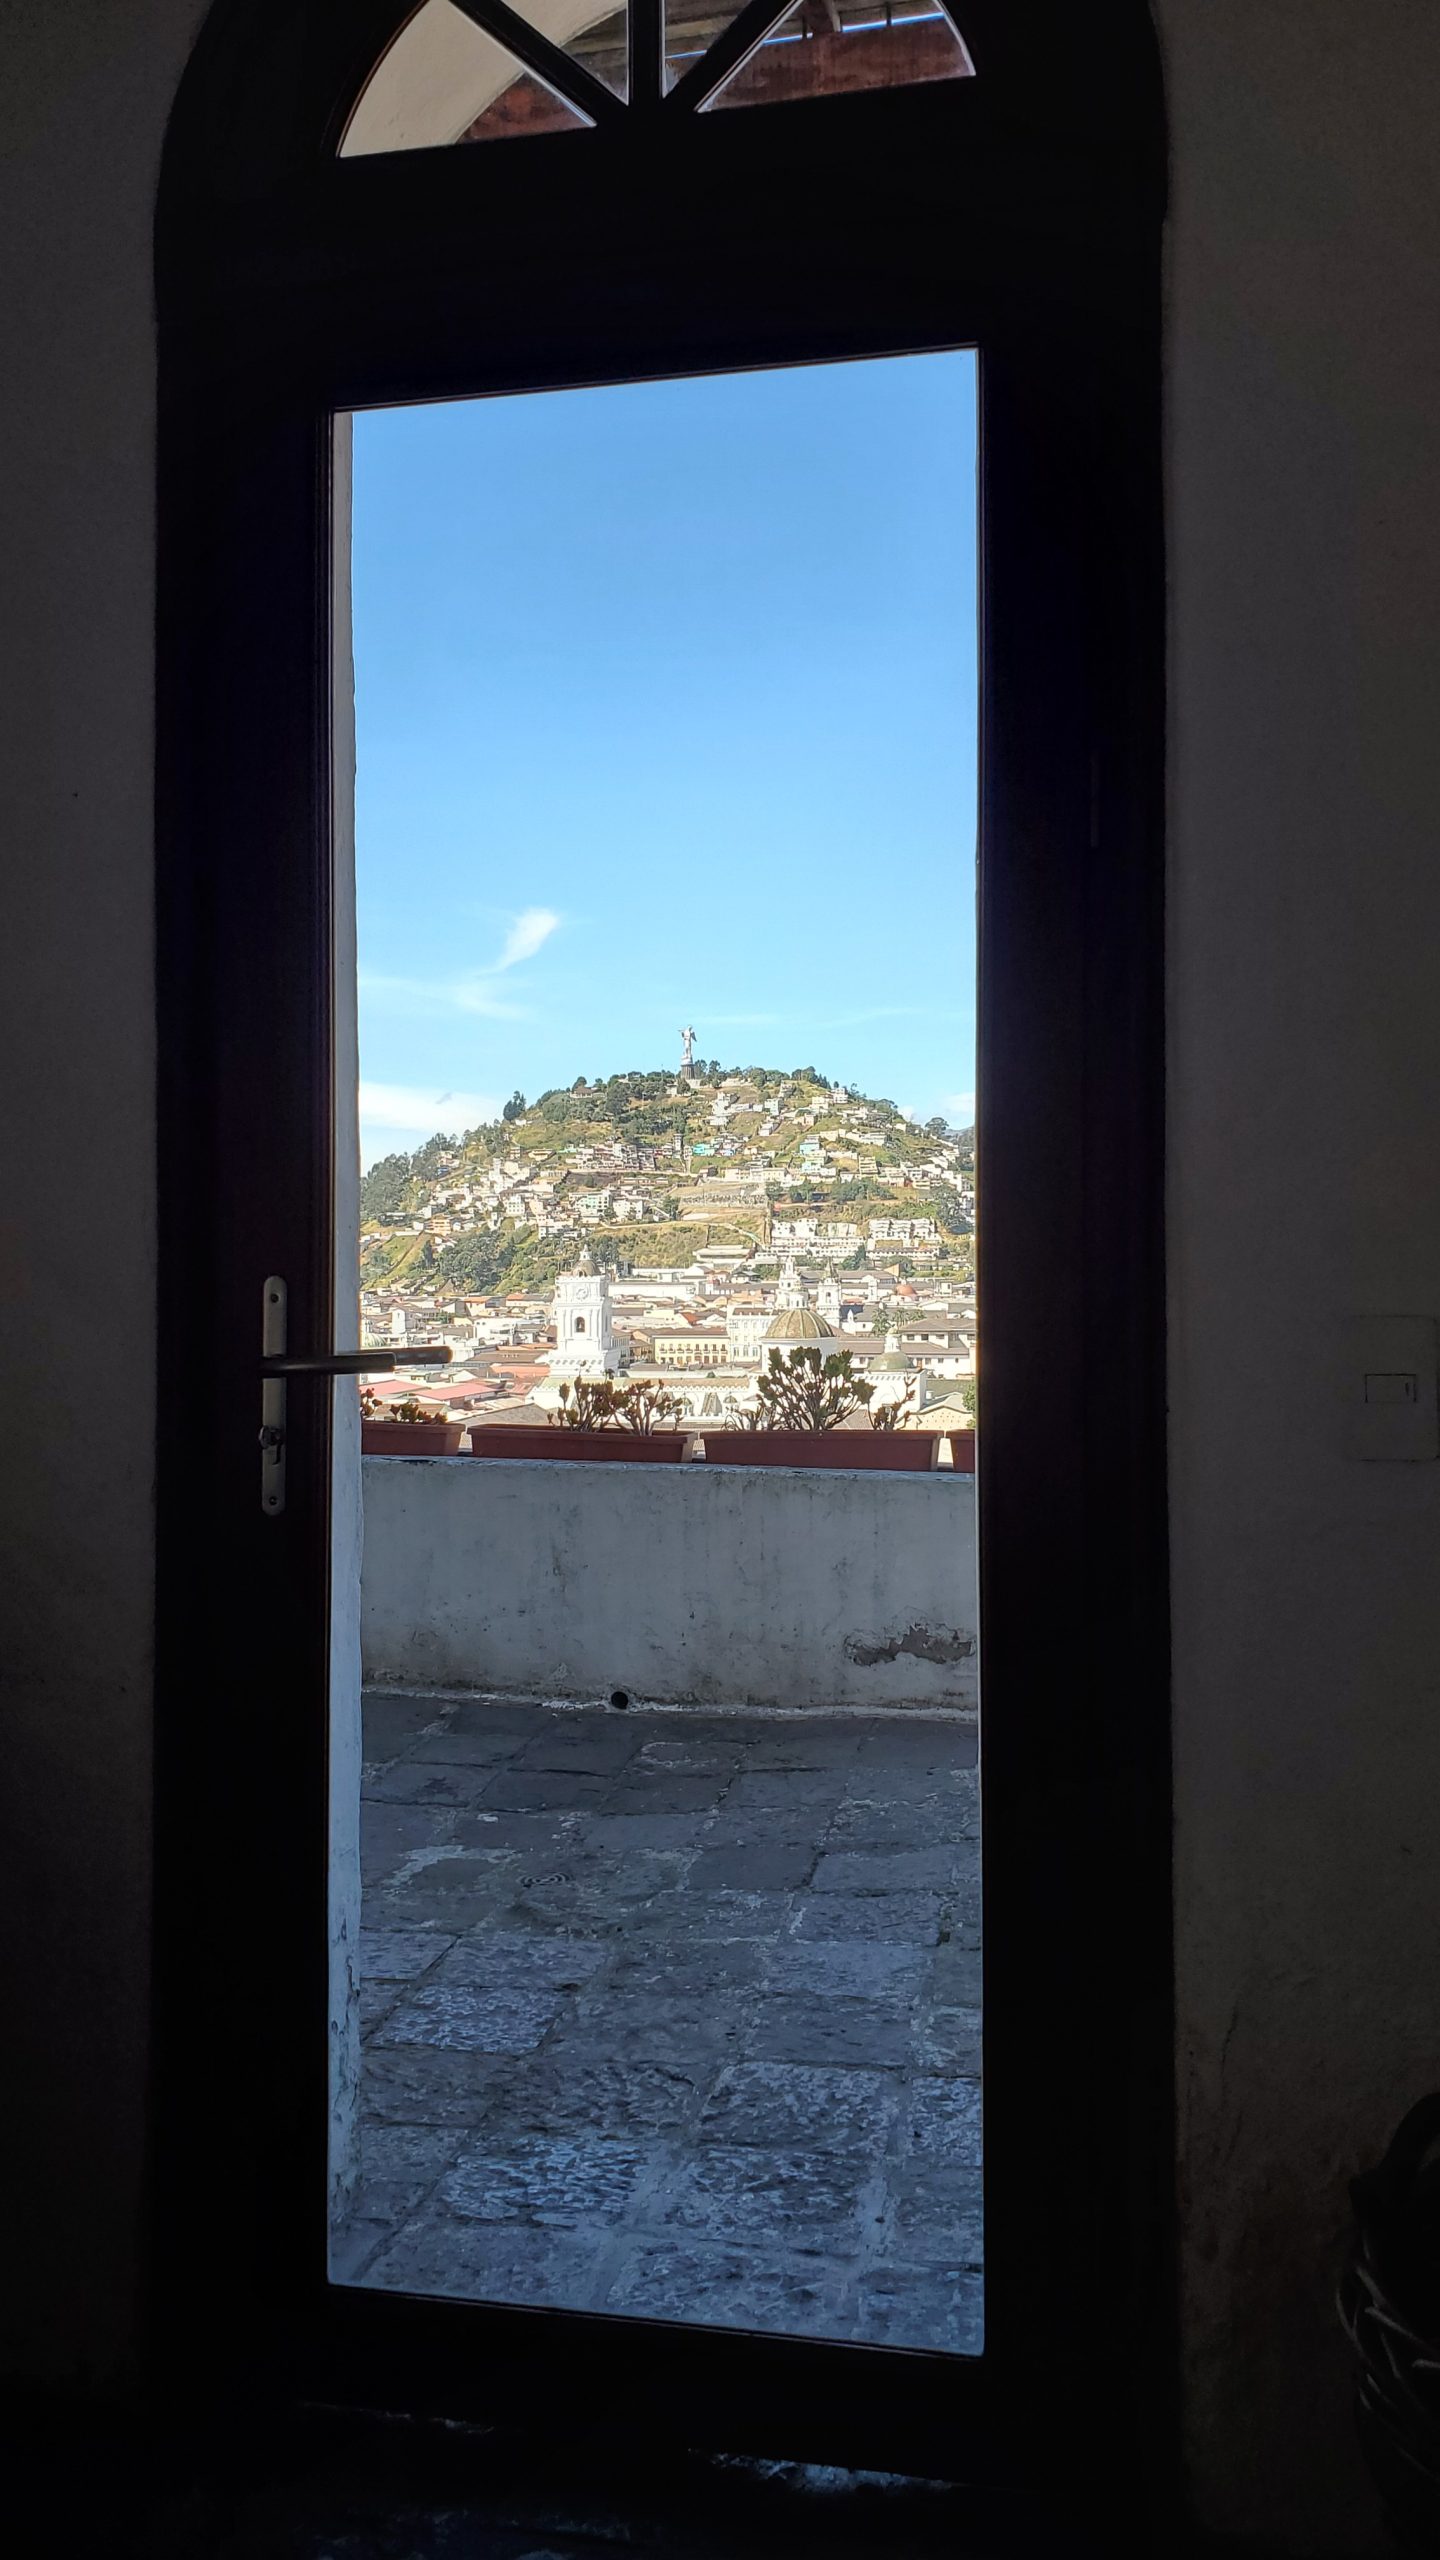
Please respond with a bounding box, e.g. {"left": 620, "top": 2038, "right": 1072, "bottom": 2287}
{"left": 439, "top": 1698, "right": 553, "bottom": 1739}
{"left": 477, "top": 1768, "right": 612, "bottom": 1812}
{"left": 358, "top": 1928, "right": 454, "bottom": 1981}
{"left": 811, "top": 1846, "right": 964, "bottom": 1895}
{"left": 575, "top": 1811, "right": 714, "bottom": 1853}
{"left": 939, "top": 1883, "right": 983, "bottom": 1948}
{"left": 360, "top": 2121, "right": 467, "bottom": 2182}
{"left": 659, "top": 2144, "right": 879, "bottom": 2251}
{"left": 376, "top": 1981, "right": 565, "bottom": 2054}
{"left": 600, "top": 2239, "right": 849, "bottom": 2335}
{"left": 514, "top": 1725, "right": 643, "bottom": 1776}
{"left": 854, "top": 2265, "right": 984, "bottom": 2354}
{"left": 853, "top": 1717, "right": 977, "bottom": 1769}
{"left": 634, "top": 1890, "right": 797, "bottom": 1941}
{"left": 697, "top": 2062, "right": 900, "bottom": 2155}
{"left": 890, "top": 2166, "right": 984, "bottom": 2265}
{"left": 348, "top": 2120, "right": 466, "bottom": 2225}
{"left": 439, "top": 2131, "right": 651, "bottom": 2227}
{"left": 721, "top": 1770, "right": 851, "bottom": 1814}
{"left": 501, "top": 1851, "right": 692, "bottom": 1929}
{"left": 826, "top": 1792, "right": 978, "bottom": 1849}
{"left": 903, "top": 2075, "right": 983, "bottom": 2168}
{"left": 916, "top": 2005, "right": 983, "bottom": 2072}
{"left": 791, "top": 1889, "right": 946, "bottom": 1946}
{"left": 746, "top": 1995, "right": 913, "bottom": 2070}
{"left": 688, "top": 1843, "right": 815, "bottom": 1893}
{"left": 633, "top": 1734, "right": 748, "bottom": 1776}
{"left": 405, "top": 1727, "right": 531, "bottom": 1767}
{"left": 597, "top": 1774, "right": 732, "bottom": 1816}
{"left": 363, "top": 1693, "right": 451, "bottom": 1758}
{"left": 763, "top": 1937, "right": 930, "bottom": 2004}
{"left": 432, "top": 1930, "right": 609, "bottom": 1992}
{"left": 361, "top": 1803, "right": 455, "bottom": 1888}
{"left": 554, "top": 1989, "right": 750, "bottom": 2067}
{"left": 450, "top": 1809, "right": 584, "bottom": 1855}
{"left": 466, "top": 2056, "right": 712, "bottom": 2143}
{"left": 739, "top": 1723, "right": 866, "bottom": 1772}
{"left": 328, "top": 2217, "right": 394, "bottom": 2286}
{"left": 360, "top": 2045, "right": 511, "bottom": 2126}
{"left": 364, "top": 2214, "right": 611, "bottom": 2311}
{"left": 603, "top": 1938, "right": 771, "bottom": 1996}
{"left": 929, "top": 1943, "right": 984, "bottom": 2005}
{"left": 360, "top": 1978, "right": 407, "bottom": 2035}
{"left": 706, "top": 1805, "right": 836, "bottom": 1849}
{"left": 362, "top": 1858, "right": 526, "bottom": 1938}
{"left": 365, "top": 1761, "right": 500, "bottom": 1810}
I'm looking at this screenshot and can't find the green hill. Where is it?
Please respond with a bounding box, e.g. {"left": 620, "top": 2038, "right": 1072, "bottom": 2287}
{"left": 359, "top": 1063, "right": 973, "bottom": 1294}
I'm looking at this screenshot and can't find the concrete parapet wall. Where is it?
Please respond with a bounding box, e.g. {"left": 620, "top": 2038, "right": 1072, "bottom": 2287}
{"left": 361, "top": 1455, "right": 977, "bottom": 1711}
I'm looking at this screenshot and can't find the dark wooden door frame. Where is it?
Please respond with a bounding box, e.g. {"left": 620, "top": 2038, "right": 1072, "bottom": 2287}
{"left": 153, "top": 0, "right": 1170, "bottom": 2522}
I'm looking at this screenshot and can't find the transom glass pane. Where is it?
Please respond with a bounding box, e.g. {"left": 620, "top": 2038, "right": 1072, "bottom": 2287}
{"left": 340, "top": 0, "right": 599, "bottom": 156}
{"left": 510, "top": 0, "right": 629, "bottom": 101}
{"left": 662, "top": 0, "right": 750, "bottom": 95}
{"left": 703, "top": 0, "right": 974, "bottom": 112}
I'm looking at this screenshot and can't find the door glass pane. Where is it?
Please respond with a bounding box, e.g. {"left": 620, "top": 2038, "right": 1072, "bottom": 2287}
{"left": 340, "top": 0, "right": 593, "bottom": 156}
{"left": 703, "top": 0, "right": 974, "bottom": 112}
{"left": 333, "top": 356, "right": 981, "bottom": 2357}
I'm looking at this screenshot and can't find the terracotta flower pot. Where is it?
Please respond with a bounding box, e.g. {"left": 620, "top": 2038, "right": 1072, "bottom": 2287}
{"left": 361, "top": 1419, "right": 465, "bottom": 1456}
{"left": 700, "top": 1431, "right": 940, "bottom": 1472}
{"left": 466, "top": 1427, "right": 690, "bottom": 1463}
{"left": 947, "top": 1429, "right": 976, "bottom": 1474}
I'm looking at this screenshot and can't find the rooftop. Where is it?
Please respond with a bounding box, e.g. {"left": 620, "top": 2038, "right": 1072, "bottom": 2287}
{"left": 342, "top": 1690, "right": 982, "bottom": 2353}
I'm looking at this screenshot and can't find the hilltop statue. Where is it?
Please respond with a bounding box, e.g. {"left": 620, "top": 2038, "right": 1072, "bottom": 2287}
{"left": 679, "top": 1025, "right": 696, "bottom": 1080}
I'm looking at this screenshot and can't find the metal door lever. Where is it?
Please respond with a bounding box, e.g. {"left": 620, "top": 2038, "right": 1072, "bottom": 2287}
{"left": 261, "top": 1348, "right": 452, "bottom": 1377}
{"left": 259, "top": 1275, "right": 452, "bottom": 1514}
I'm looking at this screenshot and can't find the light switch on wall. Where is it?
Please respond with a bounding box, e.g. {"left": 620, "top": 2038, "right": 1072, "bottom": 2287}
{"left": 1342, "top": 1315, "right": 1439, "bottom": 1460}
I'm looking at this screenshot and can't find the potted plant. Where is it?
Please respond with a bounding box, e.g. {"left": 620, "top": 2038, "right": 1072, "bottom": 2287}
{"left": 466, "top": 1377, "right": 690, "bottom": 1463}
{"left": 359, "top": 1386, "right": 465, "bottom": 1457}
{"left": 702, "top": 1347, "right": 938, "bottom": 1471}
{"left": 867, "top": 1383, "right": 944, "bottom": 1471}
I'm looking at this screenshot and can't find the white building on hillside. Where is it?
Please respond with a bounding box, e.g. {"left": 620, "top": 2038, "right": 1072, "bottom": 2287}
{"left": 547, "top": 1253, "right": 620, "bottom": 1383}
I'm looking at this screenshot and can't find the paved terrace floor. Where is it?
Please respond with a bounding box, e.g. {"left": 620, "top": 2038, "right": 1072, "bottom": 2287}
{"left": 341, "top": 1692, "right": 982, "bottom": 2354}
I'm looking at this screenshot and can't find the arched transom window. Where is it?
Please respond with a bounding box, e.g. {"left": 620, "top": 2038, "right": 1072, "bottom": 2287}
{"left": 341, "top": 0, "right": 974, "bottom": 152}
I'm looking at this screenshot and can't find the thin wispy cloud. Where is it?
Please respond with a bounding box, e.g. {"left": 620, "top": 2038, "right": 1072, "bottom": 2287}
{"left": 359, "top": 969, "right": 528, "bottom": 1018}
{"left": 819, "top": 1007, "right": 956, "bottom": 1030}
{"left": 495, "top": 906, "right": 560, "bottom": 970}
{"left": 359, "top": 908, "right": 563, "bottom": 1019}
{"left": 359, "top": 1081, "right": 503, "bottom": 1163}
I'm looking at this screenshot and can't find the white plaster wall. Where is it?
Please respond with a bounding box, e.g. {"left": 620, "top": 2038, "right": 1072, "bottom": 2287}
{"left": 1158, "top": 5, "right": 1440, "bottom": 2548}
{"left": 361, "top": 1457, "right": 978, "bottom": 1709}
{"left": 0, "top": 0, "right": 210, "bottom": 2393}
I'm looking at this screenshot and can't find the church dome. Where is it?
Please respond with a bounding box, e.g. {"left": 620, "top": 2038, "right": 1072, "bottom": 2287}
{"left": 765, "top": 1305, "right": 838, "bottom": 1345}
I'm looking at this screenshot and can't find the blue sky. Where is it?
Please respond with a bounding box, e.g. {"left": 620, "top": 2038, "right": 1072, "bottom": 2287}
{"left": 351, "top": 352, "right": 976, "bottom": 1166}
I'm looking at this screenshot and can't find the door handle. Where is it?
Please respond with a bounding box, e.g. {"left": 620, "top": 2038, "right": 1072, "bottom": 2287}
{"left": 259, "top": 1275, "right": 453, "bottom": 1514}
{"left": 260, "top": 1349, "right": 452, "bottom": 1377}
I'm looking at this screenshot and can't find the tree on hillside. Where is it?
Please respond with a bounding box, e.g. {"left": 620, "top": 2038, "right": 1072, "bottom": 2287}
{"left": 501, "top": 1090, "right": 527, "bottom": 1122}
{"left": 360, "top": 1150, "right": 416, "bottom": 1223}
{"left": 932, "top": 1183, "right": 973, "bottom": 1236}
